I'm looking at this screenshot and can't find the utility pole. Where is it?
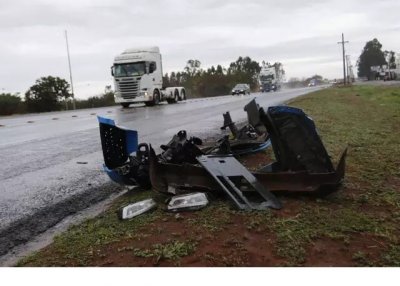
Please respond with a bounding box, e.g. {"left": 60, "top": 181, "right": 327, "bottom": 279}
{"left": 337, "top": 33, "right": 349, "bottom": 85}
{"left": 346, "top": 55, "right": 350, "bottom": 83}
{"left": 65, "top": 30, "right": 76, "bottom": 110}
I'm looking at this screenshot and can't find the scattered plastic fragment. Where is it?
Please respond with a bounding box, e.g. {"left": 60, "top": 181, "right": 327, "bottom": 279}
{"left": 118, "top": 199, "right": 156, "bottom": 220}
{"left": 167, "top": 192, "right": 209, "bottom": 212}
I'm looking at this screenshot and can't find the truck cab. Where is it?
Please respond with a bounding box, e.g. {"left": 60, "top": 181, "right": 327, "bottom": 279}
{"left": 111, "top": 47, "right": 185, "bottom": 107}
{"left": 259, "top": 67, "right": 280, "bottom": 92}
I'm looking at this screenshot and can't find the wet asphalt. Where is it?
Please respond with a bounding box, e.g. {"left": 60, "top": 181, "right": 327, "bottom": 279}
{"left": 0, "top": 87, "right": 322, "bottom": 257}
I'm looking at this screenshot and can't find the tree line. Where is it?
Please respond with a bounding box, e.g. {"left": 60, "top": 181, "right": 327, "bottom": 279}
{"left": 164, "top": 56, "right": 284, "bottom": 98}
{"left": 0, "top": 77, "right": 116, "bottom": 116}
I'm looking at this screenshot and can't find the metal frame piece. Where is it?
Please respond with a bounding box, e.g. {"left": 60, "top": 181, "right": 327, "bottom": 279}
{"left": 243, "top": 98, "right": 266, "bottom": 135}
{"left": 196, "top": 155, "right": 282, "bottom": 210}
{"left": 221, "top": 112, "right": 239, "bottom": 139}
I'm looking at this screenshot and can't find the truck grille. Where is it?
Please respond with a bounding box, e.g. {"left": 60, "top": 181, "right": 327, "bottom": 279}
{"left": 116, "top": 78, "right": 140, "bottom": 99}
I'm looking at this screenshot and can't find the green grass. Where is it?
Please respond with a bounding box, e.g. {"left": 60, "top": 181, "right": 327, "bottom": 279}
{"left": 18, "top": 85, "right": 400, "bottom": 266}
{"left": 133, "top": 240, "right": 197, "bottom": 264}
{"left": 18, "top": 190, "right": 162, "bottom": 266}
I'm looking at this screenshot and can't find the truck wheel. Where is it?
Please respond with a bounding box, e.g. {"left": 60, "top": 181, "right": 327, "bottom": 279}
{"left": 180, "top": 89, "right": 186, "bottom": 101}
{"left": 145, "top": 90, "right": 160, "bottom": 106}
{"left": 174, "top": 89, "right": 179, "bottom": 103}
{"left": 121, "top": 103, "right": 130, "bottom": 108}
{"left": 167, "top": 90, "right": 179, "bottom": 104}
{"left": 144, "top": 89, "right": 160, "bottom": 106}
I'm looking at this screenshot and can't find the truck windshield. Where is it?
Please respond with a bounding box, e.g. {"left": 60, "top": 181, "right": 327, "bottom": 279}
{"left": 114, "top": 62, "right": 146, "bottom": 77}
{"left": 260, "top": 75, "right": 274, "bottom": 81}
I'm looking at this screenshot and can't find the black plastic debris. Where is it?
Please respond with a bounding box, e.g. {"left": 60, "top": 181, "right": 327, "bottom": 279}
{"left": 159, "top": 130, "right": 204, "bottom": 164}
{"left": 259, "top": 106, "right": 334, "bottom": 173}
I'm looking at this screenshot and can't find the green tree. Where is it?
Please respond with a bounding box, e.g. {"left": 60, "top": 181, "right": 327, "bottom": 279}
{"left": 357, "top": 38, "right": 387, "bottom": 79}
{"left": 228, "top": 56, "right": 261, "bottom": 88}
{"left": 25, "top": 76, "right": 71, "bottom": 112}
{"left": 162, "top": 73, "right": 170, "bottom": 88}
{"left": 0, "top": 93, "right": 22, "bottom": 115}
{"left": 216, "top": 65, "right": 224, "bottom": 75}
{"left": 184, "top": 59, "right": 201, "bottom": 78}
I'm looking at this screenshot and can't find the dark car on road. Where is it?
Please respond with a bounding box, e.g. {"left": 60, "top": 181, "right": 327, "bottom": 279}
{"left": 231, "top": 84, "right": 250, "bottom": 95}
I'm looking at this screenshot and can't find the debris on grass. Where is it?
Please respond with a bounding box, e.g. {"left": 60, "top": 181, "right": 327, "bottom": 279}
{"left": 98, "top": 99, "right": 347, "bottom": 212}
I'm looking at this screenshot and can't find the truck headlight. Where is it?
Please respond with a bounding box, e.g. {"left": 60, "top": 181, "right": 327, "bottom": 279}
{"left": 118, "top": 199, "right": 156, "bottom": 220}
{"left": 167, "top": 192, "right": 209, "bottom": 212}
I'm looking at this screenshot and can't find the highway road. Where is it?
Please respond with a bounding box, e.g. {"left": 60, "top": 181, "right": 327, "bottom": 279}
{"left": 0, "top": 86, "right": 322, "bottom": 257}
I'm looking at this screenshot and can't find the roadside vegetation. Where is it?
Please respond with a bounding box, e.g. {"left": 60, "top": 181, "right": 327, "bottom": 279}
{"left": 0, "top": 78, "right": 117, "bottom": 116}
{"left": 1, "top": 57, "right": 324, "bottom": 116}
{"left": 17, "top": 84, "right": 400, "bottom": 267}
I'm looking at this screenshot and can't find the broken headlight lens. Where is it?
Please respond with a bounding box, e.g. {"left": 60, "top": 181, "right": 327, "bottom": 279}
{"left": 167, "top": 192, "right": 209, "bottom": 212}
{"left": 119, "top": 198, "right": 156, "bottom": 220}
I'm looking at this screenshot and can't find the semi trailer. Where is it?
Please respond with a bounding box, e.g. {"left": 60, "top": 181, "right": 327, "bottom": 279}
{"left": 111, "top": 46, "right": 186, "bottom": 107}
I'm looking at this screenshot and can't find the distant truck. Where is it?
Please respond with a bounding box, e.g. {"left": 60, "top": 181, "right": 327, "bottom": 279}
{"left": 258, "top": 66, "right": 282, "bottom": 92}
{"left": 111, "top": 47, "right": 186, "bottom": 107}
{"left": 308, "top": 79, "right": 316, "bottom": 87}
{"left": 370, "top": 65, "right": 396, "bottom": 81}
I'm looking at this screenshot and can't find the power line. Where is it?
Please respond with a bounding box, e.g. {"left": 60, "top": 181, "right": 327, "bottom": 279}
{"left": 337, "top": 33, "right": 349, "bottom": 85}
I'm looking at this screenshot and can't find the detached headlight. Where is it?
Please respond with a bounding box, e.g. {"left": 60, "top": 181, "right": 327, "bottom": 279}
{"left": 167, "top": 192, "right": 209, "bottom": 212}
{"left": 118, "top": 198, "right": 156, "bottom": 220}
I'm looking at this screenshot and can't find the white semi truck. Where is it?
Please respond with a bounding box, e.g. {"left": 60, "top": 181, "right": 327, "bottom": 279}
{"left": 258, "top": 65, "right": 283, "bottom": 92}
{"left": 111, "top": 47, "right": 186, "bottom": 107}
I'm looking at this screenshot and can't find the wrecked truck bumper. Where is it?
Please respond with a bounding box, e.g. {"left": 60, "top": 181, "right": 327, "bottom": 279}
{"left": 149, "top": 145, "right": 347, "bottom": 195}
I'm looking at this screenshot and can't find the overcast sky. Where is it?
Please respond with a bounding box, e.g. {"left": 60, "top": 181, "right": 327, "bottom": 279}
{"left": 0, "top": 0, "right": 399, "bottom": 99}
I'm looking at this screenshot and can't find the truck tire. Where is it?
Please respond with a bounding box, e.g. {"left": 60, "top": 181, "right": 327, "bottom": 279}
{"left": 121, "top": 103, "right": 130, "bottom": 108}
{"left": 180, "top": 89, "right": 186, "bottom": 101}
{"left": 167, "top": 90, "right": 179, "bottom": 104}
{"left": 145, "top": 90, "right": 160, "bottom": 106}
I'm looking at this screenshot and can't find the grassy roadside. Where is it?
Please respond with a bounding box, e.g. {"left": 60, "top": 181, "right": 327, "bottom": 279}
{"left": 18, "top": 85, "right": 400, "bottom": 266}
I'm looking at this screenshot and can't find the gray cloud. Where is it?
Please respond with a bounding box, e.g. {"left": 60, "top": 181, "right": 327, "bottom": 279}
{"left": 0, "top": 0, "right": 399, "bottom": 98}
